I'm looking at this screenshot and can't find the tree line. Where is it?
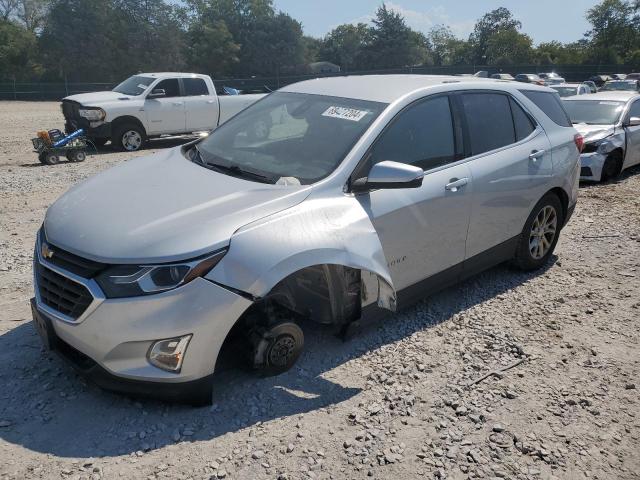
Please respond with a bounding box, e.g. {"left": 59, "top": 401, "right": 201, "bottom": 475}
{"left": 1, "top": 0, "right": 640, "bottom": 83}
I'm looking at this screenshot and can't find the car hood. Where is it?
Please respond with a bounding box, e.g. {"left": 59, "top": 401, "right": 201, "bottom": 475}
{"left": 44, "top": 148, "right": 312, "bottom": 264}
{"left": 63, "top": 91, "right": 136, "bottom": 105}
{"left": 573, "top": 123, "right": 616, "bottom": 143}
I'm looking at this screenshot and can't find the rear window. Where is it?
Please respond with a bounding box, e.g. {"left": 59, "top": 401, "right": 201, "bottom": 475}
{"left": 520, "top": 90, "right": 572, "bottom": 127}
{"left": 510, "top": 98, "right": 536, "bottom": 141}
{"left": 184, "top": 78, "right": 209, "bottom": 96}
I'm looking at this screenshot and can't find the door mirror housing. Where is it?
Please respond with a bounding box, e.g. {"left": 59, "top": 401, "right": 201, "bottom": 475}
{"left": 147, "top": 89, "right": 166, "bottom": 99}
{"left": 627, "top": 116, "right": 640, "bottom": 127}
{"left": 351, "top": 161, "right": 424, "bottom": 192}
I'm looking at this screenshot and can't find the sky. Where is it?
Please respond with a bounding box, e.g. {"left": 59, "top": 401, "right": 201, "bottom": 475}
{"left": 272, "top": 0, "right": 602, "bottom": 45}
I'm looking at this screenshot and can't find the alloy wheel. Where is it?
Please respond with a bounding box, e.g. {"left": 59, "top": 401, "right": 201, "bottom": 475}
{"left": 529, "top": 205, "right": 557, "bottom": 260}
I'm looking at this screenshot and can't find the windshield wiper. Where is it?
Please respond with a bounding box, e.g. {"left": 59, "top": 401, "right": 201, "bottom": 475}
{"left": 205, "top": 162, "right": 274, "bottom": 183}
{"left": 190, "top": 145, "right": 274, "bottom": 183}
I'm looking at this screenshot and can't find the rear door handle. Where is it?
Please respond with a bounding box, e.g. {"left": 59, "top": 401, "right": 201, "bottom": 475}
{"left": 445, "top": 177, "right": 469, "bottom": 192}
{"left": 172, "top": 102, "right": 184, "bottom": 106}
{"left": 206, "top": 100, "right": 216, "bottom": 104}
{"left": 529, "top": 149, "right": 545, "bottom": 161}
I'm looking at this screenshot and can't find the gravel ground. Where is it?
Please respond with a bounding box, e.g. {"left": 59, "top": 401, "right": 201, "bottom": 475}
{"left": 0, "top": 101, "right": 639, "bottom": 480}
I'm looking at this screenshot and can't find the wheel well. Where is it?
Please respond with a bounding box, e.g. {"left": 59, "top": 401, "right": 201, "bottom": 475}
{"left": 606, "top": 148, "right": 624, "bottom": 174}
{"left": 111, "top": 116, "right": 146, "bottom": 135}
{"left": 214, "top": 264, "right": 362, "bottom": 372}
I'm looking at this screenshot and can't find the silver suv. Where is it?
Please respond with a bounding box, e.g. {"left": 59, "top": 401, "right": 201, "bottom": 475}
{"left": 32, "top": 75, "right": 580, "bottom": 404}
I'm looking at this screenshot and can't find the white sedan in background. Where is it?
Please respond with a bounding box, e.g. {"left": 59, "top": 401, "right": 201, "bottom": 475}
{"left": 551, "top": 83, "right": 592, "bottom": 98}
{"left": 564, "top": 91, "right": 640, "bottom": 181}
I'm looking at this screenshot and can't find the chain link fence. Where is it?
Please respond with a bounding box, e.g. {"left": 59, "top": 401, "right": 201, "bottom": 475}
{"left": 1, "top": 64, "right": 637, "bottom": 101}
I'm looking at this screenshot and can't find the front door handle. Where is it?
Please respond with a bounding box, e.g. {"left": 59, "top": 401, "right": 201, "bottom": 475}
{"left": 529, "top": 149, "right": 545, "bottom": 162}
{"left": 206, "top": 100, "right": 216, "bottom": 104}
{"left": 172, "top": 102, "right": 184, "bottom": 106}
{"left": 445, "top": 177, "right": 469, "bottom": 192}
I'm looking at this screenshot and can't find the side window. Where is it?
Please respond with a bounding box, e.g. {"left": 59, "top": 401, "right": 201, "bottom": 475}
{"left": 629, "top": 100, "right": 640, "bottom": 118}
{"left": 520, "top": 90, "right": 572, "bottom": 127}
{"left": 367, "top": 96, "right": 457, "bottom": 171}
{"left": 154, "top": 79, "right": 180, "bottom": 98}
{"left": 510, "top": 98, "right": 536, "bottom": 141}
{"left": 184, "top": 78, "right": 209, "bottom": 96}
{"left": 461, "top": 93, "right": 515, "bottom": 155}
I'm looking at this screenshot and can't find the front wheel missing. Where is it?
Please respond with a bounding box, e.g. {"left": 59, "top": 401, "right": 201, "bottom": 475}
{"left": 251, "top": 321, "right": 304, "bottom": 376}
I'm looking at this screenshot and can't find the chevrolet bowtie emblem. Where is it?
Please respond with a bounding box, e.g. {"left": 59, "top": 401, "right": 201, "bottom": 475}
{"left": 41, "top": 242, "right": 54, "bottom": 259}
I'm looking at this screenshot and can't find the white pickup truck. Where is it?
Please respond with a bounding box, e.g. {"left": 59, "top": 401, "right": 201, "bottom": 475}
{"left": 61, "top": 73, "right": 267, "bottom": 151}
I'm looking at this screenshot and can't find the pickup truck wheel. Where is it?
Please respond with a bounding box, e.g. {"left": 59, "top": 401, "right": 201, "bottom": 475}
{"left": 252, "top": 321, "right": 304, "bottom": 376}
{"left": 114, "top": 124, "right": 146, "bottom": 152}
{"left": 513, "top": 193, "right": 563, "bottom": 271}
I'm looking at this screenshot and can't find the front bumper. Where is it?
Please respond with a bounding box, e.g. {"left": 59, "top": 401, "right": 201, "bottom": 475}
{"left": 579, "top": 152, "right": 606, "bottom": 182}
{"left": 62, "top": 101, "right": 112, "bottom": 139}
{"left": 32, "top": 273, "right": 252, "bottom": 400}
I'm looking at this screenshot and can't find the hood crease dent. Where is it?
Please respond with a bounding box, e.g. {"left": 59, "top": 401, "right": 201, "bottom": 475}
{"left": 44, "top": 148, "right": 312, "bottom": 264}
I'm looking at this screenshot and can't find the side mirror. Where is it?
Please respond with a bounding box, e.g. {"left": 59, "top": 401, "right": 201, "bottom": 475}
{"left": 627, "top": 116, "right": 640, "bottom": 127}
{"left": 147, "top": 89, "right": 166, "bottom": 99}
{"left": 352, "top": 161, "right": 424, "bottom": 192}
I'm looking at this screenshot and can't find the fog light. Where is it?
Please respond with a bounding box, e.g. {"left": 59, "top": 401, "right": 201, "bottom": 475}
{"left": 148, "top": 335, "right": 192, "bottom": 372}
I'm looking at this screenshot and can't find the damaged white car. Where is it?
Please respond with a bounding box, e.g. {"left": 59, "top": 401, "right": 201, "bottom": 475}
{"left": 32, "top": 75, "right": 580, "bottom": 404}
{"left": 563, "top": 91, "right": 640, "bottom": 181}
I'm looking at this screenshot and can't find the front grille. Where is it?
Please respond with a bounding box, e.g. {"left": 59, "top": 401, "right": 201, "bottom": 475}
{"left": 36, "top": 263, "right": 93, "bottom": 320}
{"left": 44, "top": 242, "right": 106, "bottom": 278}
{"left": 581, "top": 167, "right": 593, "bottom": 177}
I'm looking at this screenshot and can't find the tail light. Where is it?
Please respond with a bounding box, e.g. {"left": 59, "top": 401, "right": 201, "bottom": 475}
{"left": 574, "top": 133, "right": 584, "bottom": 153}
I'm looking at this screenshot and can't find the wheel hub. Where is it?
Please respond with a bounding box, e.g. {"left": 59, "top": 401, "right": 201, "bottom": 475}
{"left": 529, "top": 205, "right": 557, "bottom": 260}
{"left": 268, "top": 335, "right": 296, "bottom": 367}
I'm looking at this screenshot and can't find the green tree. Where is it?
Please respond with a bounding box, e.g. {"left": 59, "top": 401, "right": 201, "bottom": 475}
{"left": 585, "top": 0, "right": 639, "bottom": 63}
{"left": 469, "top": 7, "right": 522, "bottom": 64}
{"left": 0, "top": 18, "right": 40, "bottom": 79}
{"left": 485, "top": 29, "right": 533, "bottom": 65}
{"left": 320, "top": 23, "right": 370, "bottom": 71}
{"left": 428, "top": 24, "right": 472, "bottom": 66}
{"left": 39, "top": 0, "right": 118, "bottom": 81}
{"left": 535, "top": 41, "right": 586, "bottom": 65}
{"left": 366, "top": 4, "right": 429, "bottom": 69}
{"left": 187, "top": 19, "right": 239, "bottom": 75}
{"left": 0, "top": 0, "right": 48, "bottom": 31}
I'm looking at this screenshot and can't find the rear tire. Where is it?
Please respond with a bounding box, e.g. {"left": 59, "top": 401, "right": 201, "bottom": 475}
{"left": 66, "top": 150, "right": 86, "bottom": 162}
{"left": 42, "top": 152, "right": 59, "bottom": 165}
{"left": 113, "top": 124, "right": 146, "bottom": 152}
{"left": 513, "top": 193, "right": 563, "bottom": 271}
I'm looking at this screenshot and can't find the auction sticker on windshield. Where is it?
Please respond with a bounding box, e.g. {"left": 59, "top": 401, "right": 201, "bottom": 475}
{"left": 322, "top": 106, "right": 369, "bottom": 122}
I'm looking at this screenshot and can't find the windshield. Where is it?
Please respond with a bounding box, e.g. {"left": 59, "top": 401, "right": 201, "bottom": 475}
{"left": 601, "top": 81, "right": 637, "bottom": 91}
{"left": 563, "top": 100, "right": 626, "bottom": 125}
{"left": 113, "top": 75, "right": 155, "bottom": 96}
{"left": 195, "top": 91, "right": 387, "bottom": 185}
{"left": 552, "top": 86, "right": 578, "bottom": 97}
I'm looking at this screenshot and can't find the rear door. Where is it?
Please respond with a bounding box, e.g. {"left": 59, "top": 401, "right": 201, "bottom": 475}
{"left": 355, "top": 94, "right": 472, "bottom": 292}
{"left": 459, "top": 91, "right": 553, "bottom": 259}
{"left": 181, "top": 77, "right": 219, "bottom": 131}
{"left": 144, "top": 78, "right": 186, "bottom": 134}
{"left": 623, "top": 99, "right": 640, "bottom": 168}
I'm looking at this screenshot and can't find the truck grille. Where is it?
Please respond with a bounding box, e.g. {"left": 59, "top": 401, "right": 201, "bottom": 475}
{"left": 35, "top": 262, "right": 94, "bottom": 320}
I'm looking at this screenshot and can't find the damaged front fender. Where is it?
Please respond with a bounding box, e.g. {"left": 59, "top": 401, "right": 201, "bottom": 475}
{"left": 206, "top": 193, "right": 396, "bottom": 313}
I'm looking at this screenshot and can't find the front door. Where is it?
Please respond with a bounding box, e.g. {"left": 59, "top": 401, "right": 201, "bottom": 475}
{"left": 144, "top": 78, "right": 186, "bottom": 134}
{"left": 355, "top": 94, "right": 472, "bottom": 292}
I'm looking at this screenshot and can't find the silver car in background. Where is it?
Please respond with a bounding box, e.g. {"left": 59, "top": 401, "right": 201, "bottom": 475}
{"left": 32, "top": 75, "right": 581, "bottom": 404}
{"left": 564, "top": 91, "right": 640, "bottom": 181}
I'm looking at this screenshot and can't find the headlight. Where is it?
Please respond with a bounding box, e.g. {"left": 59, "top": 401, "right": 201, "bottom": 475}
{"left": 78, "top": 108, "right": 106, "bottom": 121}
{"left": 95, "top": 249, "right": 226, "bottom": 298}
